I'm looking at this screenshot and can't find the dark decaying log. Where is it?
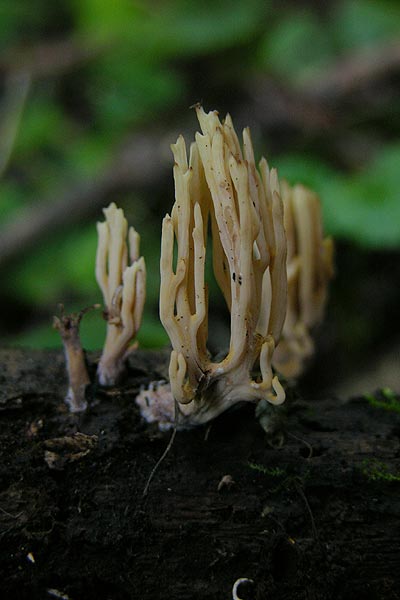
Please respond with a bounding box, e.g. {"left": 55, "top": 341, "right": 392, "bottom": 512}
{"left": 0, "top": 348, "right": 399, "bottom": 600}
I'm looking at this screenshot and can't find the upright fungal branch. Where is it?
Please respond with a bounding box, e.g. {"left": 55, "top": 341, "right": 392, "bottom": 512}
{"left": 96, "top": 203, "right": 146, "bottom": 386}
{"left": 273, "top": 182, "right": 334, "bottom": 378}
{"left": 159, "top": 107, "right": 287, "bottom": 426}
{"left": 53, "top": 306, "right": 94, "bottom": 413}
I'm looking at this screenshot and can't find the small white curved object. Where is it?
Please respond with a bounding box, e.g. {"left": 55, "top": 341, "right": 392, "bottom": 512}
{"left": 232, "top": 578, "right": 254, "bottom": 600}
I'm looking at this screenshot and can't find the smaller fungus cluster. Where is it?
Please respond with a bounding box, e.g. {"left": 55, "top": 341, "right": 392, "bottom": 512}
{"left": 55, "top": 106, "right": 333, "bottom": 426}
{"left": 55, "top": 203, "right": 146, "bottom": 411}
{"left": 273, "top": 182, "right": 334, "bottom": 378}
{"left": 137, "top": 107, "right": 333, "bottom": 429}
{"left": 96, "top": 203, "right": 146, "bottom": 386}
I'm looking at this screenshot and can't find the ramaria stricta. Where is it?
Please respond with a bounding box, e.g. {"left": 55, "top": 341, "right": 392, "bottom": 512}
{"left": 137, "top": 106, "right": 289, "bottom": 429}
{"left": 96, "top": 203, "right": 146, "bottom": 386}
{"left": 136, "top": 106, "right": 334, "bottom": 430}
{"left": 53, "top": 108, "right": 332, "bottom": 422}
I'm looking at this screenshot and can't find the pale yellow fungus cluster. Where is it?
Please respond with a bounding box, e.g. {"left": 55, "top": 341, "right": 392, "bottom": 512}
{"left": 96, "top": 203, "right": 146, "bottom": 386}
{"left": 273, "top": 183, "right": 334, "bottom": 378}
{"left": 139, "top": 107, "right": 334, "bottom": 429}
{"left": 158, "top": 106, "right": 288, "bottom": 426}
{"left": 57, "top": 106, "right": 333, "bottom": 423}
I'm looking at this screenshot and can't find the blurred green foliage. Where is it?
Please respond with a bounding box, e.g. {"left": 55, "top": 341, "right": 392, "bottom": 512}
{"left": 1, "top": 0, "right": 400, "bottom": 349}
{"left": 277, "top": 142, "right": 400, "bottom": 247}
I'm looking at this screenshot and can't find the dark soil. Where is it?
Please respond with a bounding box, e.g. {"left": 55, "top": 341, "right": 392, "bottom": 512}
{"left": 1, "top": 347, "right": 400, "bottom": 600}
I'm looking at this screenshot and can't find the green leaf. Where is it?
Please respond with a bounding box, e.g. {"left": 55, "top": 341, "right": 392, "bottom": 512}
{"left": 14, "top": 96, "right": 73, "bottom": 158}
{"left": 90, "top": 56, "right": 184, "bottom": 130}
{"left": 10, "top": 226, "right": 98, "bottom": 304}
{"left": 0, "top": 182, "right": 27, "bottom": 223}
{"left": 277, "top": 146, "right": 400, "bottom": 248}
{"left": 258, "top": 11, "right": 334, "bottom": 82}
{"left": 64, "top": 134, "right": 111, "bottom": 178}
{"left": 71, "top": 0, "right": 145, "bottom": 44}
{"left": 153, "top": 0, "right": 267, "bottom": 57}
{"left": 74, "top": 0, "right": 268, "bottom": 57}
{"left": 332, "top": 0, "right": 400, "bottom": 50}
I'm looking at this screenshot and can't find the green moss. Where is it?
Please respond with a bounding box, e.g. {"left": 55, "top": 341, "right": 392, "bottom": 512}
{"left": 364, "top": 388, "right": 400, "bottom": 414}
{"left": 247, "top": 462, "right": 286, "bottom": 477}
{"left": 361, "top": 459, "right": 400, "bottom": 483}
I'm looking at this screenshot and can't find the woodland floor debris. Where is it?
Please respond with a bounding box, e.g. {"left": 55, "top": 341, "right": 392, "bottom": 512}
{"left": 1, "top": 348, "right": 400, "bottom": 600}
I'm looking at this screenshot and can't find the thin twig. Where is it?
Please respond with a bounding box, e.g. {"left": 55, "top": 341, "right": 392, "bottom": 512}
{"left": 288, "top": 431, "right": 313, "bottom": 459}
{"left": 0, "top": 506, "right": 23, "bottom": 519}
{"left": 306, "top": 39, "right": 400, "bottom": 100}
{"left": 294, "top": 479, "right": 318, "bottom": 541}
{"left": 0, "top": 38, "right": 105, "bottom": 79}
{"left": 0, "top": 129, "right": 171, "bottom": 268}
{"left": 142, "top": 401, "right": 179, "bottom": 497}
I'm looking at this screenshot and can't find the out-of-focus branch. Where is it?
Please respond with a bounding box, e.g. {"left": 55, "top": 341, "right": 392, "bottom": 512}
{"left": 248, "top": 77, "right": 334, "bottom": 133}
{"left": 1, "top": 38, "right": 400, "bottom": 268}
{"left": 0, "top": 131, "right": 172, "bottom": 269}
{"left": 0, "top": 38, "right": 106, "bottom": 79}
{"left": 249, "top": 39, "right": 400, "bottom": 133}
{"left": 305, "top": 39, "right": 400, "bottom": 101}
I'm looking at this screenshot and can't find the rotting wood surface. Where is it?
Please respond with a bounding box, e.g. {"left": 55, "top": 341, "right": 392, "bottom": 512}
{"left": 0, "top": 348, "right": 399, "bottom": 600}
